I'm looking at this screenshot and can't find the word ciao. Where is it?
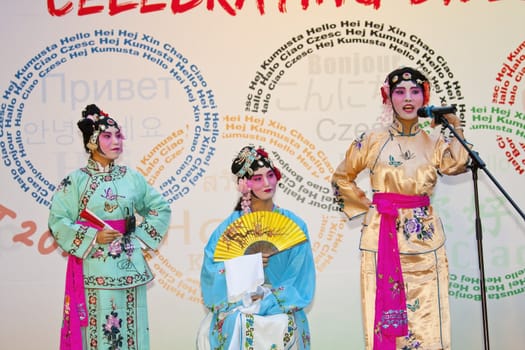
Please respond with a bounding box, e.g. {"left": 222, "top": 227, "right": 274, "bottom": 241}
{"left": 46, "top": 0, "right": 492, "bottom": 16}
{"left": 496, "top": 135, "right": 525, "bottom": 175}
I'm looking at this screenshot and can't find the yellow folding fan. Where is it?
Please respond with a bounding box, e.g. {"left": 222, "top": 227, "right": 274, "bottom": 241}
{"left": 213, "top": 211, "right": 308, "bottom": 262}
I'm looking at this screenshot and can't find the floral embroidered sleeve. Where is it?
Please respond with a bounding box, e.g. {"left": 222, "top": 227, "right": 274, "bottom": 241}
{"left": 257, "top": 209, "right": 316, "bottom": 316}
{"left": 200, "top": 212, "right": 245, "bottom": 314}
{"left": 127, "top": 168, "right": 171, "bottom": 250}
{"left": 200, "top": 210, "right": 315, "bottom": 317}
{"left": 48, "top": 172, "right": 98, "bottom": 258}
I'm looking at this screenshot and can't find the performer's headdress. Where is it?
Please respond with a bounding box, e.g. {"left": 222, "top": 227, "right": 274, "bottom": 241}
{"left": 380, "top": 66, "right": 430, "bottom": 106}
{"left": 77, "top": 104, "right": 121, "bottom": 153}
{"left": 231, "top": 145, "right": 281, "bottom": 180}
{"left": 231, "top": 145, "right": 282, "bottom": 214}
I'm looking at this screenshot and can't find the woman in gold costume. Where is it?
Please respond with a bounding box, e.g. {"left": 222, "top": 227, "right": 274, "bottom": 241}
{"left": 332, "top": 67, "right": 470, "bottom": 350}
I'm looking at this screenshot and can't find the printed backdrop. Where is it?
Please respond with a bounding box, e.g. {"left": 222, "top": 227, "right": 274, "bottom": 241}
{"left": 1, "top": 1, "right": 525, "bottom": 349}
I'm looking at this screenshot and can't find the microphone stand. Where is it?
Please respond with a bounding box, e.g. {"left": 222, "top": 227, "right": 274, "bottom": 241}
{"left": 436, "top": 115, "right": 525, "bottom": 350}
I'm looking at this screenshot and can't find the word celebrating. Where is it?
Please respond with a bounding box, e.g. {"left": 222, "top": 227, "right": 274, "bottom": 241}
{"left": 46, "top": 0, "right": 493, "bottom": 16}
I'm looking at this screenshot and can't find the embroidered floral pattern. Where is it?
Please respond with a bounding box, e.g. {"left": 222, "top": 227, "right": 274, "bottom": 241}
{"left": 140, "top": 220, "right": 163, "bottom": 243}
{"left": 57, "top": 176, "right": 72, "bottom": 192}
{"left": 402, "top": 207, "right": 434, "bottom": 241}
{"left": 68, "top": 225, "right": 89, "bottom": 255}
{"left": 103, "top": 308, "right": 123, "bottom": 350}
{"left": 125, "top": 289, "right": 138, "bottom": 350}
{"left": 86, "top": 289, "right": 138, "bottom": 350}
{"left": 401, "top": 329, "right": 422, "bottom": 350}
{"left": 301, "top": 328, "right": 311, "bottom": 348}
{"left": 108, "top": 239, "right": 124, "bottom": 258}
{"left": 283, "top": 313, "right": 296, "bottom": 348}
{"left": 240, "top": 313, "right": 296, "bottom": 349}
{"left": 87, "top": 290, "right": 99, "bottom": 349}
{"left": 374, "top": 321, "right": 384, "bottom": 342}
{"left": 212, "top": 313, "right": 228, "bottom": 350}
{"left": 381, "top": 309, "right": 408, "bottom": 330}
{"left": 78, "top": 162, "right": 127, "bottom": 214}
{"left": 244, "top": 314, "right": 255, "bottom": 349}
{"left": 84, "top": 271, "right": 151, "bottom": 288}
{"left": 389, "top": 276, "right": 402, "bottom": 296}
{"left": 91, "top": 236, "right": 135, "bottom": 262}
{"left": 332, "top": 183, "right": 345, "bottom": 211}
{"left": 403, "top": 218, "right": 422, "bottom": 237}
{"left": 210, "top": 300, "right": 299, "bottom": 350}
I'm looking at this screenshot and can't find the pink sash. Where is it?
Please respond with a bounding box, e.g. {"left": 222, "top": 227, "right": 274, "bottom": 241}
{"left": 60, "top": 219, "right": 125, "bottom": 350}
{"left": 371, "top": 193, "right": 429, "bottom": 350}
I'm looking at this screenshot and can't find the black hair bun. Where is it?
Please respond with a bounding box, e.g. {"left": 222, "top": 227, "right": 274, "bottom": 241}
{"left": 81, "top": 104, "right": 102, "bottom": 119}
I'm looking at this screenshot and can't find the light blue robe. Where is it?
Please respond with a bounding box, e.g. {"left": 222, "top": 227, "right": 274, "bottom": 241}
{"left": 200, "top": 208, "right": 316, "bottom": 350}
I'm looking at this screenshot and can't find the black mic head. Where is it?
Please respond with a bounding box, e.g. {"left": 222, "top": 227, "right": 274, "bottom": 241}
{"left": 417, "top": 107, "right": 430, "bottom": 118}
{"left": 416, "top": 105, "right": 442, "bottom": 124}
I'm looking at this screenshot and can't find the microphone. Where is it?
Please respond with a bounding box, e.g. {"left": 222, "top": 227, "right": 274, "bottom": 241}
{"left": 417, "top": 105, "right": 457, "bottom": 119}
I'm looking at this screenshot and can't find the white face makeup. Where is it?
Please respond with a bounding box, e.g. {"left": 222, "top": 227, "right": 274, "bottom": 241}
{"left": 391, "top": 80, "right": 424, "bottom": 122}
{"left": 92, "top": 126, "right": 124, "bottom": 165}
{"left": 248, "top": 166, "right": 278, "bottom": 201}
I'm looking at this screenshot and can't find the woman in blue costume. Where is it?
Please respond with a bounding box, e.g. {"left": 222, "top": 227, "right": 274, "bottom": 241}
{"left": 198, "top": 145, "right": 316, "bottom": 350}
{"left": 48, "top": 104, "right": 171, "bottom": 350}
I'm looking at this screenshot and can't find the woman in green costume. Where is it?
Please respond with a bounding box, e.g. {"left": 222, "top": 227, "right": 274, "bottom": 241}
{"left": 49, "top": 104, "right": 171, "bottom": 350}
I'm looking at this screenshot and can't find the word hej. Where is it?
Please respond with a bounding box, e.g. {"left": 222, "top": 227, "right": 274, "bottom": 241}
{"left": 492, "top": 42, "right": 525, "bottom": 106}
{"left": 46, "top": 0, "right": 502, "bottom": 16}
{"left": 223, "top": 114, "right": 332, "bottom": 178}
{"left": 449, "top": 271, "right": 525, "bottom": 301}
{"left": 312, "top": 215, "right": 346, "bottom": 272}
{"left": 222, "top": 114, "right": 341, "bottom": 211}
{"left": 1, "top": 29, "right": 208, "bottom": 105}
{"left": 469, "top": 105, "right": 525, "bottom": 175}
{"left": 135, "top": 81, "right": 218, "bottom": 204}
{"left": 135, "top": 88, "right": 218, "bottom": 192}
{"left": 137, "top": 113, "right": 219, "bottom": 204}
{"left": 57, "top": 30, "right": 210, "bottom": 87}
{"left": 245, "top": 20, "right": 464, "bottom": 115}
{"left": 470, "top": 106, "right": 525, "bottom": 136}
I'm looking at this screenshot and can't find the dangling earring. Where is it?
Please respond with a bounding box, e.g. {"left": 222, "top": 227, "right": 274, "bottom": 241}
{"left": 237, "top": 178, "right": 252, "bottom": 214}
{"left": 87, "top": 131, "right": 99, "bottom": 152}
{"left": 240, "top": 191, "right": 251, "bottom": 214}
